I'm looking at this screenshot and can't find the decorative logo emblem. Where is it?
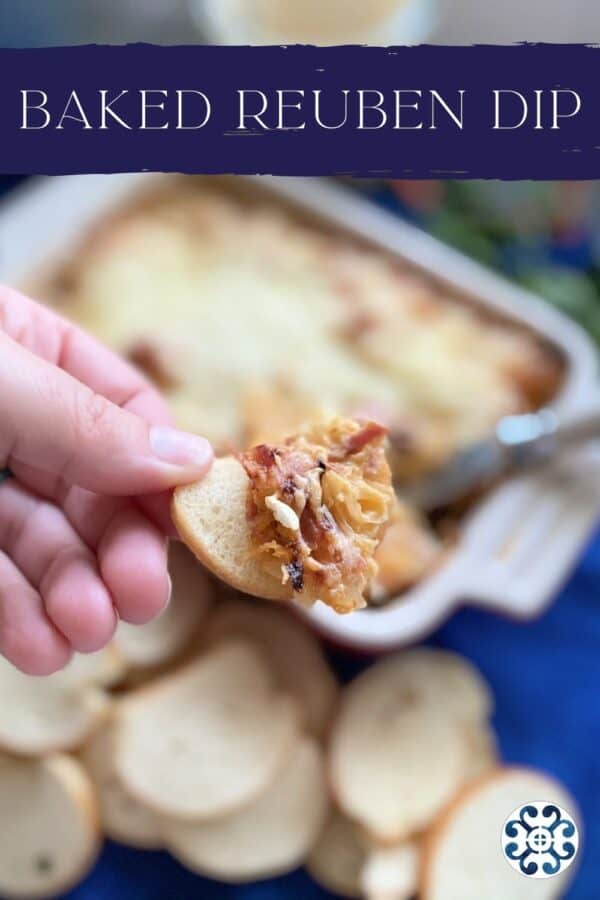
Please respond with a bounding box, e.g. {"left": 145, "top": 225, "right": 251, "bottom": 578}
{"left": 502, "top": 801, "right": 579, "bottom": 879}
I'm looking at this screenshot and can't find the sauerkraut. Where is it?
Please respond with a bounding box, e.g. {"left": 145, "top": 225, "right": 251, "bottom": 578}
{"left": 240, "top": 418, "right": 394, "bottom": 613}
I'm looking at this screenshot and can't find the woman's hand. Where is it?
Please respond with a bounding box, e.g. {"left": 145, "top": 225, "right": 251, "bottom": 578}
{"left": 0, "top": 287, "right": 213, "bottom": 676}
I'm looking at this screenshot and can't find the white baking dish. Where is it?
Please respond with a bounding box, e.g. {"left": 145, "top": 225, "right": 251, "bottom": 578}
{"left": 0, "top": 174, "right": 599, "bottom": 651}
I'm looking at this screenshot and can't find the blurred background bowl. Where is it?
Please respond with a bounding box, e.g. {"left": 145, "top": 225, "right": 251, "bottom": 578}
{"left": 1, "top": 0, "right": 599, "bottom": 46}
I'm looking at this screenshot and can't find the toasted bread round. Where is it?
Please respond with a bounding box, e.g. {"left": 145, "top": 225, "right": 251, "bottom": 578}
{"left": 306, "top": 811, "right": 366, "bottom": 898}
{"left": 114, "top": 639, "right": 300, "bottom": 820}
{"left": 80, "top": 720, "right": 162, "bottom": 850}
{"left": 371, "top": 649, "right": 493, "bottom": 723}
{"left": 0, "top": 753, "right": 100, "bottom": 899}
{"left": 66, "top": 644, "right": 126, "bottom": 688}
{"left": 163, "top": 736, "right": 327, "bottom": 881}
{"left": 0, "top": 654, "right": 111, "bottom": 756}
{"left": 115, "top": 542, "right": 214, "bottom": 670}
{"left": 329, "top": 649, "right": 490, "bottom": 843}
{"left": 462, "top": 721, "right": 499, "bottom": 782}
{"left": 205, "top": 597, "right": 338, "bottom": 737}
{"left": 361, "top": 842, "right": 420, "bottom": 900}
{"left": 422, "top": 767, "right": 580, "bottom": 899}
{"left": 172, "top": 456, "right": 293, "bottom": 601}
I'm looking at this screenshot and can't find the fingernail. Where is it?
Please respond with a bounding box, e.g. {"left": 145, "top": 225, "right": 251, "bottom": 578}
{"left": 150, "top": 427, "right": 213, "bottom": 469}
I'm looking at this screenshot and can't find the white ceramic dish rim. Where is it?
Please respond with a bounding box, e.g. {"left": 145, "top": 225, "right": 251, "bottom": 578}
{"left": 0, "top": 173, "right": 598, "bottom": 651}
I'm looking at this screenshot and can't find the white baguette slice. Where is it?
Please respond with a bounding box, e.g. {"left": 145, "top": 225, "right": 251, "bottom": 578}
{"left": 66, "top": 643, "right": 126, "bottom": 688}
{"left": 115, "top": 542, "right": 214, "bottom": 670}
{"left": 462, "top": 721, "right": 499, "bottom": 782}
{"left": 306, "top": 811, "right": 366, "bottom": 899}
{"left": 205, "top": 598, "right": 338, "bottom": 737}
{"left": 329, "top": 649, "right": 490, "bottom": 843}
{"left": 81, "top": 720, "right": 162, "bottom": 850}
{"left": 0, "top": 753, "right": 100, "bottom": 899}
{"left": 163, "top": 736, "right": 327, "bottom": 882}
{"left": 172, "top": 456, "right": 293, "bottom": 602}
{"left": 0, "top": 654, "right": 111, "bottom": 756}
{"left": 115, "top": 639, "right": 301, "bottom": 820}
{"left": 422, "top": 767, "right": 580, "bottom": 900}
{"left": 368, "top": 648, "right": 493, "bottom": 723}
{"left": 361, "top": 842, "right": 420, "bottom": 900}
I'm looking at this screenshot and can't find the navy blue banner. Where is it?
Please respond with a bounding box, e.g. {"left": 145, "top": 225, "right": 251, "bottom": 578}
{"left": 0, "top": 43, "right": 599, "bottom": 178}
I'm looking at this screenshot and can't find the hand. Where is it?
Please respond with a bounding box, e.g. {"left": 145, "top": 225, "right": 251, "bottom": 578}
{"left": 0, "top": 287, "right": 213, "bottom": 676}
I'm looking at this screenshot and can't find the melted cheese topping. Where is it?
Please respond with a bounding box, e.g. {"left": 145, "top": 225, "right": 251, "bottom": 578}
{"left": 53, "top": 186, "right": 558, "bottom": 471}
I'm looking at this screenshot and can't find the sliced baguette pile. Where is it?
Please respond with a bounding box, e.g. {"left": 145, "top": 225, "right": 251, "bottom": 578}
{"left": 308, "top": 648, "right": 579, "bottom": 899}
{"left": 328, "top": 649, "right": 495, "bottom": 844}
{"left": 0, "top": 547, "right": 580, "bottom": 898}
{"left": 0, "top": 545, "right": 334, "bottom": 896}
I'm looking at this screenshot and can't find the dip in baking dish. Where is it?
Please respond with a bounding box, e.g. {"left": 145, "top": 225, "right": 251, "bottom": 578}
{"left": 39, "top": 178, "right": 561, "bottom": 598}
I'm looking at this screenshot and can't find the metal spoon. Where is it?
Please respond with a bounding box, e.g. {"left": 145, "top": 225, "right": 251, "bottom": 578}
{"left": 401, "top": 407, "right": 600, "bottom": 513}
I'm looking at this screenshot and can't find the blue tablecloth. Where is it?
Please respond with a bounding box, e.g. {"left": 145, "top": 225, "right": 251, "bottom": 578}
{"left": 58, "top": 528, "right": 600, "bottom": 900}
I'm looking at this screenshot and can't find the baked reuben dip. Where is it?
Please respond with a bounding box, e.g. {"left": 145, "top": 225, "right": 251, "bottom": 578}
{"left": 240, "top": 418, "right": 394, "bottom": 613}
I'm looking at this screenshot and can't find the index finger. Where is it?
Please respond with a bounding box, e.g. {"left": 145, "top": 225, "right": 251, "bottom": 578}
{"left": 0, "top": 286, "right": 173, "bottom": 427}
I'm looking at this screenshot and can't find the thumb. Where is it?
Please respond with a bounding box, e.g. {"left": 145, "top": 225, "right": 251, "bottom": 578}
{"left": 0, "top": 333, "right": 213, "bottom": 496}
